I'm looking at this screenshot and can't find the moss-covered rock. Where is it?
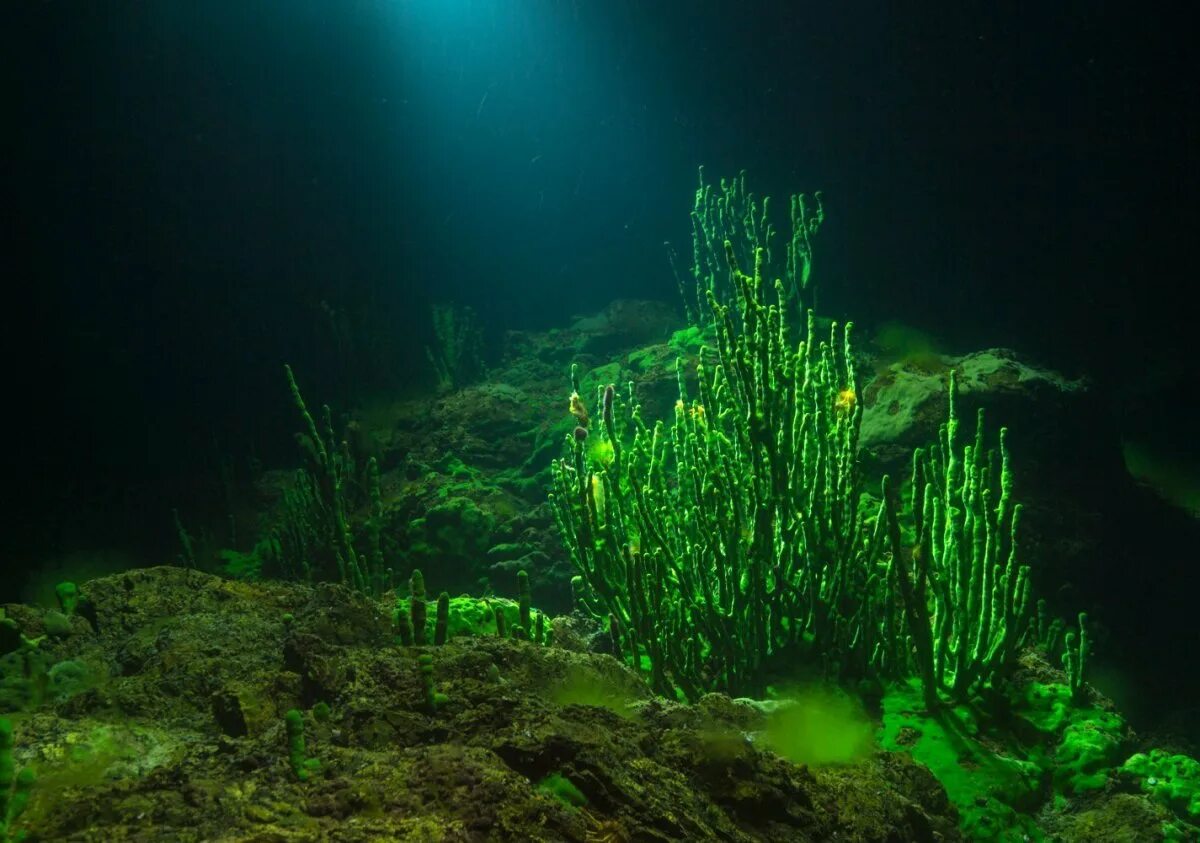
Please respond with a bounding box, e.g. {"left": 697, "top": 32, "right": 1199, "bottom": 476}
{"left": 1122, "top": 749, "right": 1200, "bottom": 824}
{"left": 7, "top": 566, "right": 965, "bottom": 841}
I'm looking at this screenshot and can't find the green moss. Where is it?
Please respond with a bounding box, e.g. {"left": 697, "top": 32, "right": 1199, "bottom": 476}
{"left": 1013, "top": 681, "right": 1075, "bottom": 735}
{"left": 578, "top": 363, "right": 622, "bottom": 403}
{"left": 1122, "top": 750, "right": 1200, "bottom": 822}
{"left": 1010, "top": 682, "right": 1127, "bottom": 796}
{"left": 537, "top": 772, "right": 587, "bottom": 808}
{"left": 668, "top": 325, "right": 710, "bottom": 356}
{"left": 29, "top": 724, "right": 177, "bottom": 792}
{"left": 432, "top": 453, "right": 480, "bottom": 481}
{"left": 1053, "top": 711, "right": 1126, "bottom": 795}
{"left": 218, "top": 545, "right": 265, "bottom": 580}
{"left": 53, "top": 582, "right": 79, "bottom": 616}
{"left": 879, "top": 679, "right": 1043, "bottom": 841}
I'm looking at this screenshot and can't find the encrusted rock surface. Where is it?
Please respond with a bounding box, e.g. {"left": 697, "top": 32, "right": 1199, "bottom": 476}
{"left": 4, "top": 567, "right": 964, "bottom": 842}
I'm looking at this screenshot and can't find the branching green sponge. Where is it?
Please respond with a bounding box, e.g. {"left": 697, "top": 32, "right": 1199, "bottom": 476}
{"left": 1062, "top": 613, "right": 1089, "bottom": 701}
{"left": 491, "top": 602, "right": 508, "bottom": 639}
{"left": 284, "top": 709, "right": 320, "bottom": 781}
{"left": 418, "top": 654, "right": 449, "bottom": 711}
{"left": 410, "top": 570, "right": 427, "bottom": 646}
{"left": 1, "top": 718, "right": 34, "bottom": 841}
{"left": 434, "top": 593, "right": 450, "bottom": 646}
{"left": 552, "top": 245, "right": 875, "bottom": 700}
{"left": 517, "top": 570, "right": 532, "bottom": 636}
{"left": 892, "top": 371, "right": 1040, "bottom": 704}
{"left": 393, "top": 604, "right": 414, "bottom": 647}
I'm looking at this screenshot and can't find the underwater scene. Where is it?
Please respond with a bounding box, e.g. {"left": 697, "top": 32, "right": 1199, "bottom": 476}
{"left": 5, "top": 2, "right": 1199, "bottom": 841}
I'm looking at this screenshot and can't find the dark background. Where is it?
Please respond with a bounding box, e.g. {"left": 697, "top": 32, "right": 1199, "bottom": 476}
{"left": 4, "top": 2, "right": 1197, "bottom": 724}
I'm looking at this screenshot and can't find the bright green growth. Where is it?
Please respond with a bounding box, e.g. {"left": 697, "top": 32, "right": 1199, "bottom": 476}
{"left": 392, "top": 604, "right": 414, "bottom": 646}
{"left": 667, "top": 324, "right": 709, "bottom": 357}
{"left": 401, "top": 495, "right": 497, "bottom": 579}
{"left": 312, "top": 701, "right": 331, "bottom": 723}
{"left": 584, "top": 436, "right": 614, "bottom": 470}
{"left": 409, "top": 570, "right": 427, "bottom": 646}
{"left": 536, "top": 772, "right": 587, "bottom": 809}
{"left": 433, "top": 592, "right": 450, "bottom": 646}
{"left": 395, "top": 595, "right": 521, "bottom": 642}
{"left": 284, "top": 709, "right": 320, "bottom": 781}
{"left": 1, "top": 718, "right": 35, "bottom": 842}
{"left": 54, "top": 582, "right": 78, "bottom": 616}
{"left": 417, "top": 654, "right": 449, "bottom": 711}
{"left": 887, "top": 369, "right": 1038, "bottom": 706}
{"left": 1122, "top": 750, "right": 1200, "bottom": 823}
{"left": 21, "top": 724, "right": 170, "bottom": 794}
{"left": 879, "top": 680, "right": 1042, "bottom": 841}
{"left": 1013, "top": 681, "right": 1079, "bottom": 735}
{"left": 1053, "top": 710, "right": 1126, "bottom": 795}
{"left": 1061, "top": 613, "right": 1089, "bottom": 702}
{"left": 759, "top": 688, "right": 873, "bottom": 766}
{"left": 517, "top": 570, "right": 532, "bottom": 636}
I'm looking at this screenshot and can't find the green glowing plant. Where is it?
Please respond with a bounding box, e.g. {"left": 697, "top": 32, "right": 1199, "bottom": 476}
{"left": 552, "top": 178, "right": 1087, "bottom": 710}
{"left": 552, "top": 237, "right": 879, "bottom": 700}
{"left": 673, "top": 167, "right": 824, "bottom": 324}
{"left": 418, "top": 654, "right": 449, "bottom": 711}
{"left": 434, "top": 592, "right": 450, "bottom": 646}
{"left": 284, "top": 709, "right": 320, "bottom": 781}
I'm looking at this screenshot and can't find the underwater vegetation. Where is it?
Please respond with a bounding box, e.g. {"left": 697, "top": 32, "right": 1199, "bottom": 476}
{"left": 1, "top": 171, "right": 1196, "bottom": 841}
{"left": 553, "top": 172, "right": 1073, "bottom": 710}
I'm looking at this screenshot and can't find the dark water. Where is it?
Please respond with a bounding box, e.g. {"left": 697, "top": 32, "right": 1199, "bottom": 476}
{"left": 6, "top": 0, "right": 1198, "bottom": 735}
